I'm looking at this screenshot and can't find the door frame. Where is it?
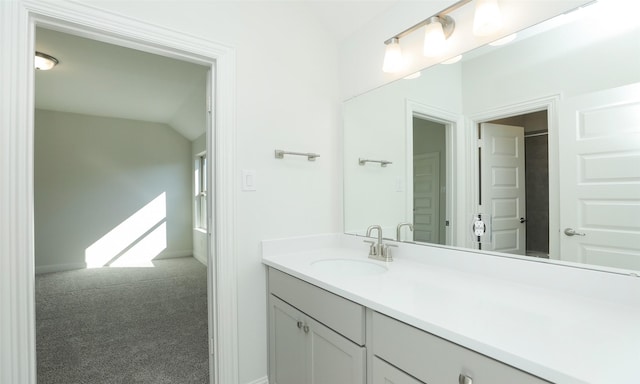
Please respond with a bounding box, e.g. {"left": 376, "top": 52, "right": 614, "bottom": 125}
{"left": 406, "top": 100, "right": 461, "bottom": 246}
{"left": 0, "top": 1, "right": 237, "bottom": 383}
{"left": 467, "top": 95, "right": 559, "bottom": 258}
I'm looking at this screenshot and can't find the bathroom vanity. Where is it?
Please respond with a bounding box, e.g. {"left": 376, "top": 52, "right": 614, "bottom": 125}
{"left": 263, "top": 234, "right": 640, "bottom": 384}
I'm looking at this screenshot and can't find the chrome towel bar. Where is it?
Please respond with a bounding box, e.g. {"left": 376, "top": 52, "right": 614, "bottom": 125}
{"left": 275, "top": 149, "right": 320, "bottom": 161}
{"left": 359, "top": 158, "right": 392, "bottom": 167}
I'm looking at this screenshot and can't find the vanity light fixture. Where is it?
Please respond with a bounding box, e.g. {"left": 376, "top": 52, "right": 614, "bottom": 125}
{"left": 382, "top": 0, "right": 468, "bottom": 73}
{"left": 473, "top": 0, "right": 503, "bottom": 37}
{"left": 382, "top": 37, "right": 404, "bottom": 73}
{"left": 382, "top": 0, "right": 504, "bottom": 73}
{"left": 423, "top": 16, "right": 455, "bottom": 58}
{"left": 35, "top": 51, "right": 59, "bottom": 70}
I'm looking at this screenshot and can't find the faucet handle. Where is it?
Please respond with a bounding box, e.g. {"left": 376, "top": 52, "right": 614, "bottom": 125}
{"left": 381, "top": 243, "right": 397, "bottom": 260}
{"left": 363, "top": 240, "right": 378, "bottom": 256}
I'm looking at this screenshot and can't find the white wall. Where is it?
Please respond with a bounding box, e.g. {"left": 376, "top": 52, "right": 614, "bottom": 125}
{"left": 34, "top": 109, "right": 193, "bottom": 272}
{"left": 192, "top": 133, "right": 207, "bottom": 266}
{"left": 81, "top": 2, "right": 342, "bottom": 382}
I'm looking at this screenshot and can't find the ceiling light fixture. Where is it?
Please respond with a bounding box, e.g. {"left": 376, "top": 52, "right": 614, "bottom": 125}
{"left": 382, "top": 0, "right": 504, "bottom": 73}
{"left": 35, "top": 51, "right": 59, "bottom": 70}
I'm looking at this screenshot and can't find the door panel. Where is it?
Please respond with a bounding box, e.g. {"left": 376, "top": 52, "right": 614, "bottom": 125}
{"left": 413, "top": 153, "right": 440, "bottom": 243}
{"left": 480, "top": 123, "right": 526, "bottom": 254}
{"left": 559, "top": 82, "right": 640, "bottom": 269}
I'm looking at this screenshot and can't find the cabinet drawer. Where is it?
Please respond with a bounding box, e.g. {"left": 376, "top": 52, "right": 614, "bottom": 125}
{"left": 269, "top": 268, "right": 365, "bottom": 345}
{"left": 373, "top": 312, "right": 549, "bottom": 384}
{"left": 373, "top": 357, "right": 425, "bottom": 384}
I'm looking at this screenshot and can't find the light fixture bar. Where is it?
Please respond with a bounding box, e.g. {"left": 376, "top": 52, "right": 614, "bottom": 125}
{"left": 383, "top": 0, "right": 472, "bottom": 44}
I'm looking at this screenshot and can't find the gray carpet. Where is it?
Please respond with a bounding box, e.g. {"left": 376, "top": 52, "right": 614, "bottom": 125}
{"left": 36, "top": 257, "right": 210, "bottom": 383}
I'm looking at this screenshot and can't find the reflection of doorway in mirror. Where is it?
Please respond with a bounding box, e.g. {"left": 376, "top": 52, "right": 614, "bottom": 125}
{"left": 412, "top": 117, "right": 447, "bottom": 245}
{"left": 484, "top": 111, "right": 549, "bottom": 258}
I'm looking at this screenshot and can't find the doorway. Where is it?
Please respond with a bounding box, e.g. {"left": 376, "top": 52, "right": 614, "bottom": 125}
{"left": 0, "top": 2, "right": 239, "bottom": 382}
{"left": 34, "top": 26, "right": 211, "bottom": 382}
{"left": 478, "top": 110, "right": 550, "bottom": 257}
{"left": 412, "top": 116, "right": 447, "bottom": 245}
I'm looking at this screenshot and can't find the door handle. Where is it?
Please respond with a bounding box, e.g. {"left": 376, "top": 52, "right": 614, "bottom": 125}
{"left": 564, "top": 228, "right": 586, "bottom": 236}
{"left": 520, "top": 217, "right": 527, "bottom": 223}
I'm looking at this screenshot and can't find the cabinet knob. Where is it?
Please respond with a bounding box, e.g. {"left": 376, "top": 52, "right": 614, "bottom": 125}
{"left": 303, "top": 324, "right": 310, "bottom": 333}
{"left": 297, "top": 321, "right": 303, "bottom": 329}
{"left": 459, "top": 374, "right": 473, "bottom": 384}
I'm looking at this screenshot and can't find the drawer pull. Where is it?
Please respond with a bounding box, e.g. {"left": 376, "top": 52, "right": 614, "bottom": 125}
{"left": 303, "top": 324, "right": 310, "bottom": 333}
{"left": 297, "top": 321, "right": 303, "bottom": 329}
{"left": 459, "top": 374, "right": 473, "bottom": 384}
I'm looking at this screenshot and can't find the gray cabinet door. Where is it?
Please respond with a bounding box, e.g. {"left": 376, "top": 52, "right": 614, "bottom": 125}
{"left": 269, "top": 295, "right": 307, "bottom": 384}
{"left": 269, "top": 295, "right": 365, "bottom": 384}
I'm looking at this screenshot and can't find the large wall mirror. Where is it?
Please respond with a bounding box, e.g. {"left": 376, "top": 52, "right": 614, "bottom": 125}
{"left": 344, "top": 0, "right": 640, "bottom": 273}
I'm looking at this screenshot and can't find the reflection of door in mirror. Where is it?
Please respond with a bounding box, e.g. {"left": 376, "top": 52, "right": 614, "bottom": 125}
{"left": 412, "top": 117, "right": 446, "bottom": 245}
{"left": 479, "top": 111, "right": 549, "bottom": 257}
{"left": 559, "top": 83, "right": 640, "bottom": 270}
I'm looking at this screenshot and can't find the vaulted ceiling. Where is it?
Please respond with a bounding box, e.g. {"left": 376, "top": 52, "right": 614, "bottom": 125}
{"left": 35, "top": 27, "right": 209, "bottom": 141}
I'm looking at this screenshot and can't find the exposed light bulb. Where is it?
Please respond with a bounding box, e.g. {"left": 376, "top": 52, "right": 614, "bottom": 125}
{"left": 473, "top": 0, "right": 503, "bottom": 37}
{"left": 382, "top": 38, "right": 404, "bottom": 73}
{"left": 423, "top": 17, "right": 447, "bottom": 58}
{"left": 35, "top": 52, "right": 59, "bottom": 70}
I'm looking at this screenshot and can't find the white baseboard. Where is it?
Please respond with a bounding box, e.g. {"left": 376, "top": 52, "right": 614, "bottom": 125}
{"left": 245, "top": 376, "right": 268, "bottom": 384}
{"left": 35, "top": 250, "right": 194, "bottom": 274}
{"left": 193, "top": 251, "right": 208, "bottom": 266}
{"left": 156, "top": 249, "right": 192, "bottom": 259}
{"left": 35, "top": 262, "right": 86, "bottom": 274}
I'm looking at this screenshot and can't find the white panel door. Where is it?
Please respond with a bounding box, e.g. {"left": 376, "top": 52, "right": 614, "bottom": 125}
{"left": 559, "top": 82, "right": 640, "bottom": 269}
{"left": 480, "top": 123, "right": 526, "bottom": 254}
{"left": 413, "top": 152, "right": 440, "bottom": 243}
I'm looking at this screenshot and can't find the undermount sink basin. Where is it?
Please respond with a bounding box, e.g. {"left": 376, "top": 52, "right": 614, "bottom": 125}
{"left": 311, "top": 258, "right": 388, "bottom": 276}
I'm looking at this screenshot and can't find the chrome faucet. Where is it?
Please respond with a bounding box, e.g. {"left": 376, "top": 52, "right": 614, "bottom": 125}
{"left": 364, "top": 225, "right": 395, "bottom": 262}
{"left": 396, "top": 222, "right": 414, "bottom": 242}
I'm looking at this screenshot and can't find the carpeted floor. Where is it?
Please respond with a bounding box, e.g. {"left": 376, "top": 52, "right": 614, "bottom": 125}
{"left": 36, "top": 257, "right": 210, "bottom": 383}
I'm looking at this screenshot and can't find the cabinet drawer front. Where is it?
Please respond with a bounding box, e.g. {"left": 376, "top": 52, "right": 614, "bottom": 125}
{"left": 372, "top": 357, "right": 425, "bottom": 384}
{"left": 269, "top": 268, "right": 365, "bottom": 345}
{"left": 372, "top": 312, "right": 549, "bottom": 384}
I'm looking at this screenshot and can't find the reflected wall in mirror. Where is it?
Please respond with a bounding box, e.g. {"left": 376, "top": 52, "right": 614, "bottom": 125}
{"left": 343, "top": 0, "right": 640, "bottom": 273}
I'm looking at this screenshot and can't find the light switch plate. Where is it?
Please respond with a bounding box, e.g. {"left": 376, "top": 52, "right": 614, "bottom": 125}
{"left": 242, "top": 170, "right": 256, "bottom": 191}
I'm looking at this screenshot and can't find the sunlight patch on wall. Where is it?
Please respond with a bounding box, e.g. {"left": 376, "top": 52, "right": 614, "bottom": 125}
{"left": 85, "top": 192, "right": 167, "bottom": 268}
{"left": 109, "top": 222, "right": 167, "bottom": 268}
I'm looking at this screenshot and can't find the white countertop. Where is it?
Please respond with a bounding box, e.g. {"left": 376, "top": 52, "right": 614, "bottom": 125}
{"left": 262, "top": 234, "right": 640, "bottom": 384}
